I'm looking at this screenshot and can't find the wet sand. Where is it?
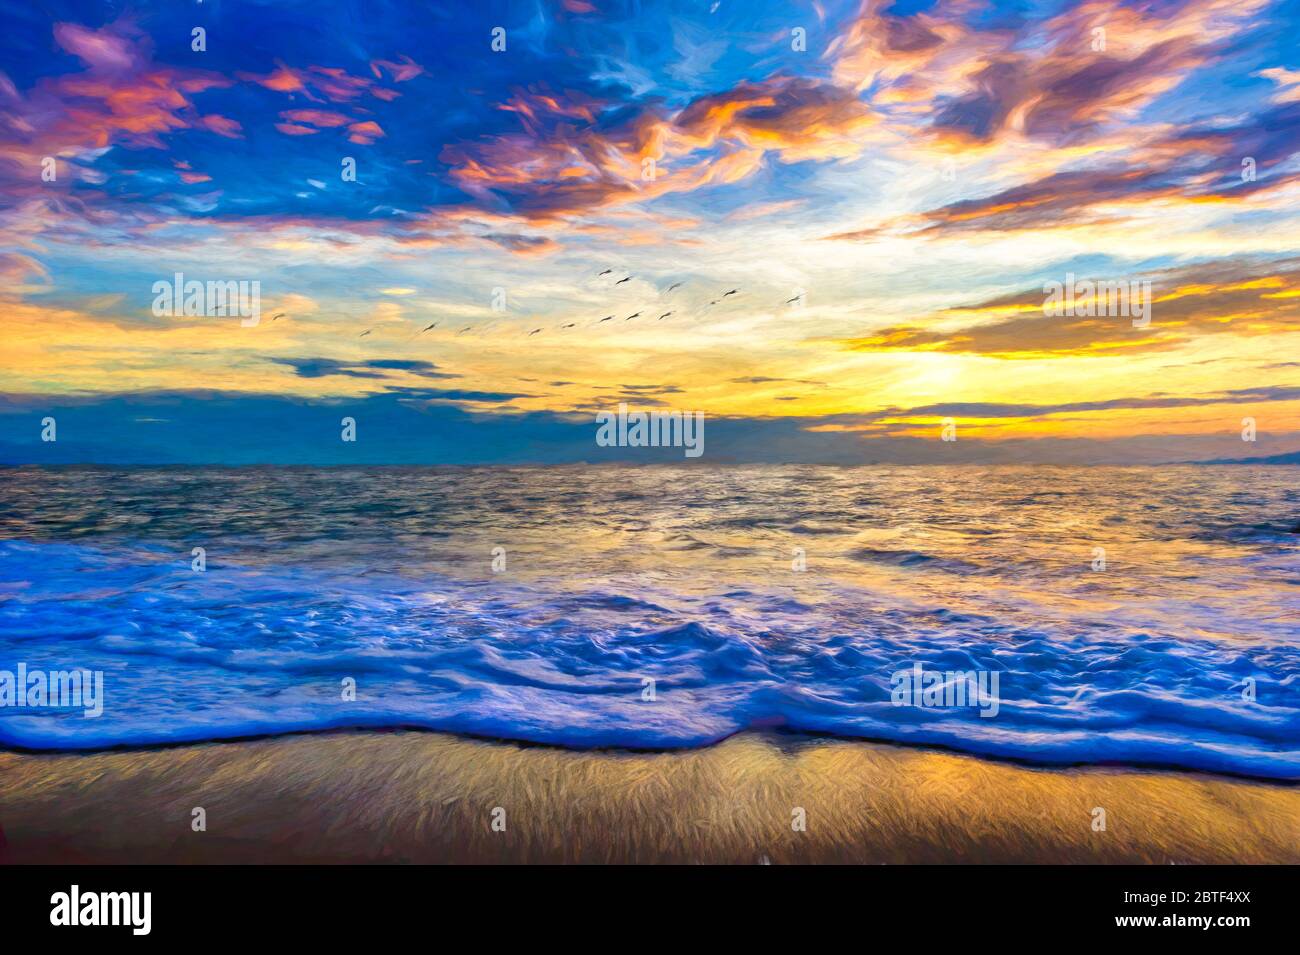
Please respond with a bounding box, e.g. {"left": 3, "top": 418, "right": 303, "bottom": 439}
{"left": 1, "top": 731, "right": 1296, "bottom": 864}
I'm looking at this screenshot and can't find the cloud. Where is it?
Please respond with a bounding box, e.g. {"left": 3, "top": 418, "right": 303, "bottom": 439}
{"left": 728, "top": 376, "right": 826, "bottom": 385}
{"left": 825, "top": 80, "right": 1300, "bottom": 245}
{"left": 837, "top": 259, "right": 1300, "bottom": 357}
{"left": 440, "top": 75, "right": 876, "bottom": 223}
{"left": 1258, "top": 66, "right": 1300, "bottom": 103}
{"left": 280, "top": 109, "right": 351, "bottom": 128}
{"left": 831, "top": 0, "right": 1269, "bottom": 147}
{"left": 272, "top": 358, "right": 386, "bottom": 379}
{"left": 52, "top": 22, "right": 141, "bottom": 73}
{"left": 0, "top": 252, "right": 51, "bottom": 292}
{"left": 0, "top": 19, "right": 233, "bottom": 185}
{"left": 396, "top": 388, "right": 533, "bottom": 404}
{"left": 239, "top": 61, "right": 400, "bottom": 104}
{"left": 827, "top": 386, "right": 1300, "bottom": 428}
{"left": 369, "top": 56, "right": 424, "bottom": 84}
{"left": 481, "top": 233, "right": 561, "bottom": 255}
{"left": 270, "top": 357, "right": 458, "bottom": 381}
{"left": 347, "top": 120, "right": 385, "bottom": 145}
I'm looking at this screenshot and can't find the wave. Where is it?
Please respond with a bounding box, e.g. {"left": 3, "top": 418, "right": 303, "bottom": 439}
{"left": 1, "top": 539, "right": 1297, "bottom": 779}
{"left": 844, "top": 546, "right": 984, "bottom": 573}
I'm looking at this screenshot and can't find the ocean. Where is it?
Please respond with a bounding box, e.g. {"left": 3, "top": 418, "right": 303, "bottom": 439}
{"left": 0, "top": 464, "right": 1297, "bottom": 778}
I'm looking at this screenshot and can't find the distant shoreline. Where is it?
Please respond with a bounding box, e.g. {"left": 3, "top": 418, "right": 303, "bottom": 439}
{"left": 3, "top": 730, "right": 1296, "bottom": 864}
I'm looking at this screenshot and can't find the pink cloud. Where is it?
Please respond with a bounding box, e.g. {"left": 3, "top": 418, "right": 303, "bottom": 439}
{"left": 197, "top": 114, "right": 242, "bottom": 138}
{"left": 281, "top": 109, "right": 350, "bottom": 128}
{"left": 441, "top": 76, "right": 876, "bottom": 222}
{"left": 308, "top": 66, "right": 375, "bottom": 102}
{"left": 53, "top": 22, "right": 140, "bottom": 73}
{"left": 829, "top": 0, "right": 1270, "bottom": 148}
{"left": 0, "top": 20, "right": 233, "bottom": 172}
{"left": 369, "top": 55, "right": 424, "bottom": 83}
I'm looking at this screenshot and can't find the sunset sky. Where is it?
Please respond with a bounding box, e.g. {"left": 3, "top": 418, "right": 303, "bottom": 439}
{"left": 2, "top": 0, "right": 1299, "bottom": 463}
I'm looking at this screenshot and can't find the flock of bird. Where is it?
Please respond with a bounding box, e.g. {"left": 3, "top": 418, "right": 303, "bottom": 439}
{"left": 513, "top": 274, "right": 731, "bottom": 338}
{"left": 322, "top": 269, "right": 807, "bottom": 340}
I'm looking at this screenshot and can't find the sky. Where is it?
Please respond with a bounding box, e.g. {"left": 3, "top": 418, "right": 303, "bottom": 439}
{"left": 2, "top": 0, "right": 1299, "bottom": 464}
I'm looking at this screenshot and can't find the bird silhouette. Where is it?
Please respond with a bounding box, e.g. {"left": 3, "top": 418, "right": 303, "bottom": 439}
{"left": 785, "top": 295, "right": 802, "bottom": 305}
{"left": 457, "top": 326, "right": 473, "bottom": 335}
{"left": 359, "top": 329, "right": 373, "bottom": 338}
{"left": 625, "top": 312, "right": 640, "bottom": 321}
{"left": 615, "top": 276, "right": 632, "bottom": 285}
{"left": 666, "top": 282, "right": 683, "bottom": 293}
{"left": 657, "top": 312, "right": 673, "bottom": 320}
{"left": 561, "top": 323, "right": 576, "bottom": 329}
{"left": 270, "top": 312, "right": 285, "bottom": 321}
{"left": 421, "top": 322, "right": 438, "bottom": 332}
{"left": 528, "top": 328, "right": 542, "bottom": 336}
{"left": 598, "top": 316, "right": 614, "bottom": 323}
{"left": 723, "top": 289, "right": 739, "bottom": 297}
{"left": 598, "top": 269, "right": 613, "bottom": 276}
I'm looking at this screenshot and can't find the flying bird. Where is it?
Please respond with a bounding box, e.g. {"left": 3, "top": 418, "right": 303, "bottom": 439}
{"left": 457, "top": 326, "right": 473, "bottom": 335}
{"left": 657, "top": 312, "right": 673, "bottom": 320}
{"left": 723, "top": 289, "right": 739, "bottom": 297}
{"left": 625, "top": 312, "right": 640, "bottom": 320}
{"left": 270, "top": 312, "right": 285, "bottom": 321}
{"left": 421, "top": 322, "right": 438, "bottom": 332}
{"left": 785, "top": 295, "right": 802, "bottom": 305}
{"left": 598, "top": 316, "right": 614, "bottom": 323}
{"left": 615, "top": 276, "right": 632, "bottom": 285}
{"left": 598, "top": 269, "right": 613, "bottom": 276}
{"left": 528, "top": 328, "right": 542, "bottom": 336}
{"left": 666, "top": 282, "right": 683, "bottom": 293}
{"left": 359, "top": 329, "right": 373, "bottom": 338}
{"left": 561, "top": 323, "right": 576, "bottom": 329}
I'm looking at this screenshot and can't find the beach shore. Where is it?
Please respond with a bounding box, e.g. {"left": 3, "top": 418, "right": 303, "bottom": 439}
{"left": 1, "top": 731, "right": 1295, "bottom": 864}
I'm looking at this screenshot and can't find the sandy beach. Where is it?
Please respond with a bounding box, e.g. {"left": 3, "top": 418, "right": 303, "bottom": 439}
{"left": 1, "top": 730, "right": 1296, "bottom": 864}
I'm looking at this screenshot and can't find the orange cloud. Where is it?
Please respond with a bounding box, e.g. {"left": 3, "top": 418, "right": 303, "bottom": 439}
{"left": 347, "top": 120, "right": 385, "bottom": 144}
{"left": 837, "top": 260, "right": 1300, "bottom": 359}
{"left": 239, "top": 61, "right": 402, "bottom": 104}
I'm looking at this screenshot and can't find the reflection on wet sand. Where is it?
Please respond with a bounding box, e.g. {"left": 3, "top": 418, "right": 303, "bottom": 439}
{"left": 2, "top": 731, "right": 1296, "bottom": 864}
